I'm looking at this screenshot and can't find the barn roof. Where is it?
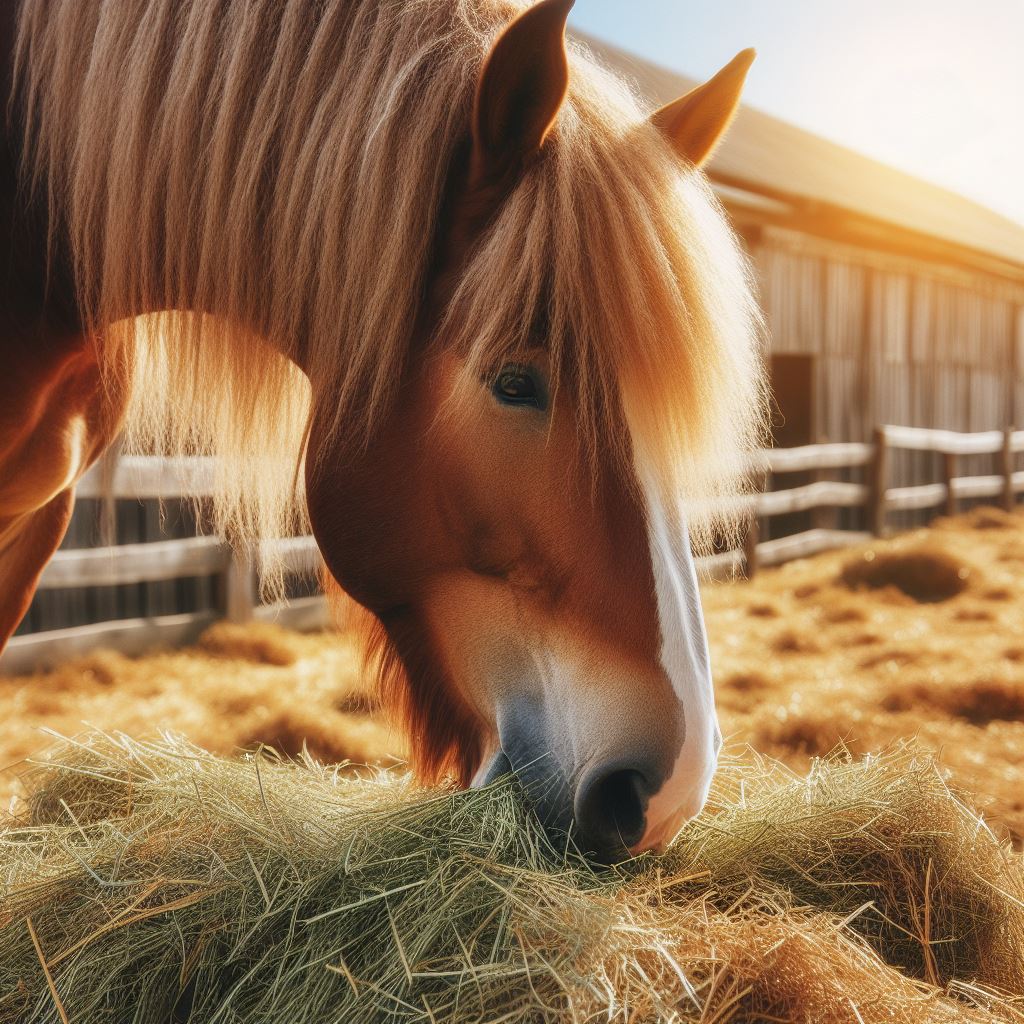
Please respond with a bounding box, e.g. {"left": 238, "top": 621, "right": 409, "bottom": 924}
{"left": 580, "top": 35, "right": 1024, "bottom": 284}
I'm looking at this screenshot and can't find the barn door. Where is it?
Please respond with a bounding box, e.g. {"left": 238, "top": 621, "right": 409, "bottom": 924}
{"left": 767, "top": 354, "right": 817, "bottom": 539}
{"left": 769, "top": 354, "right": 815, "bottom": 449}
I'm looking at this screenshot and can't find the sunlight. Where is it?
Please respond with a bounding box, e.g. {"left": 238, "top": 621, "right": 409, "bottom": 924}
{"left": 571, "top": 0, "right": 1024, "bottom": 225}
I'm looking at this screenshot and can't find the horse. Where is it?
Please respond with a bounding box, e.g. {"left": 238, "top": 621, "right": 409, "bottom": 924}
{"left": 0, "top": 0, "right": 765, "bottom": 860}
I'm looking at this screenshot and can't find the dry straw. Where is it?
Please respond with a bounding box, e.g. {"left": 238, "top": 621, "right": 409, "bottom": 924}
{"left": 3, "top": 732, "right": 1024, "bottom": 1023}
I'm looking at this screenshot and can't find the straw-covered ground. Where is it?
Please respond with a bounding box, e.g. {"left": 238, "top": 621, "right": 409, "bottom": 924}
{"left": 3, "top": 506, "right": 1024, "bottom": 1021}
{"left": 0, "top": 622, "right": 401, "bottom": 812}
{"left": 703, "top": 505, "right": 1024, "bottom": 842}
{"left": 4, "top": 733, "right": 1024, "bottom": 1023}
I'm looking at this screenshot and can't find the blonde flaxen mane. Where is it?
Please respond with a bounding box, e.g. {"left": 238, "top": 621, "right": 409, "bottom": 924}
{"left": 13, "top": 0, "right": 766, "bottom": 590}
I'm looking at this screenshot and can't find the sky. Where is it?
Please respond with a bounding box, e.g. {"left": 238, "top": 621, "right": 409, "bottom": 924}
{"left": 568, "top": 0, "right": 1024, "bottom": 228}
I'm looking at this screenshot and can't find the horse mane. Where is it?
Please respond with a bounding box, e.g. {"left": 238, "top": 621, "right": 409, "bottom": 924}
{"left": 319, "top": 572, "right": 481, "bottom": 784}
{"left": 13, "top": 0, "right": 766, "bottom": 778}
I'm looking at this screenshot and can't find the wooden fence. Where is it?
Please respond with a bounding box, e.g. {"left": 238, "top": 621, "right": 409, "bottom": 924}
{"left": 1, "top": 457, "right": 328, "bottom": 675}
{"left": 2, "top": 424, "right": 1021, "bottom": 675}
{"left": 723, "top": 424, "right": 1024, "bottom": 579}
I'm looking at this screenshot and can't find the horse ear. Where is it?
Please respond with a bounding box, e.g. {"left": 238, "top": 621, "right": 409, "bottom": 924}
{"left": 650, "top": 49, "right": 755, "bottom": 167}
{"left": 470, "top": 0, "right": 574, "bottom": 188}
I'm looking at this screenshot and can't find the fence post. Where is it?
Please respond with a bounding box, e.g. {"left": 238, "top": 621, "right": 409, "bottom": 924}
{"left": 225, "top": 545, "right": 256, "bottom": 623}
{"left": 743, "top": 466, "right": 768, "bottom": 579}
{"left": 743, "top": 504, "right": 760, "bottom": 579}
{"left": 942, "top": 451, "right": 957, "bottom": 517}
{"left": 868, "top": 426, "right": 889, "bottom": 537}
{"left": 1004, "top": 427, "right": 1016, "bottom": 512}
{"left": 96, "top": 440, "right": 122, "bottom": 549}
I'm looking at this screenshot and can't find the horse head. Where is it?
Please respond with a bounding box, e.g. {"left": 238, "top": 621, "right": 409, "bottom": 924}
{"left": 306, "top": 0, "right": 758, "bottom": 860}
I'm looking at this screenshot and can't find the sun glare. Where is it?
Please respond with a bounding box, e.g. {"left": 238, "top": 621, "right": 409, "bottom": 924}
{"left": 571, "top": 0, "right": 1024, "bottom": 225}
{"left": 801, "top": 4, "right": 1023, "bottom": 223}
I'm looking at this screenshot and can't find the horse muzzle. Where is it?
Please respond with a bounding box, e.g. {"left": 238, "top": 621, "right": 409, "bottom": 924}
{"left": 473, "top": 697, "right": 686, "bottom": 862}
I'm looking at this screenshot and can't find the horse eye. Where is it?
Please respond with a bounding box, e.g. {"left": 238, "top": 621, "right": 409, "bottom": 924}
{"left": 492, "top": 366, "right": 542, "bottom": 408}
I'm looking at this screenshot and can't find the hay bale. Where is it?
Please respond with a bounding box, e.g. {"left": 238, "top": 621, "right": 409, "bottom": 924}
{"left": 666, "top": 753, "right": 1024, "bottom": 990}
{"left": 2, "top": 734, "right": 1023, "bottom": 1023}
{"left": 840, "top": 543, "right": 974, "bottom": 602}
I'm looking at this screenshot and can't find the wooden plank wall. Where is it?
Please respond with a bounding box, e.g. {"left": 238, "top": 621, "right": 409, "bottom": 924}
{"left": 754, "top": 229, "right": 1022, "bottom": 531}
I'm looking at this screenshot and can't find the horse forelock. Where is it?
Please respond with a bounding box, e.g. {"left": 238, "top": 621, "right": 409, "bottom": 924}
{"left": 445, "top": 46, "right": 769, "bottom": 556}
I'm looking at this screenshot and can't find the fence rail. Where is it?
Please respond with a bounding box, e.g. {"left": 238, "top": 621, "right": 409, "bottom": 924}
{"left": 75, "top": 456, "right": 217, "bottom": 500}
{"left": 3, "top": 455, "right": 329, "bottom": 674}
{"left": 2, "top": 424, "right": 1021, "bottom": 674}
{"left": 730, "top": 423, "right": 1023, "bottom": 580}
{"left": 755, "top": 441, "right": 875, "bottom": 473}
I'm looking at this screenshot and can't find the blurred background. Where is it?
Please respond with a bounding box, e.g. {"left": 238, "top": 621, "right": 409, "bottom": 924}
{"left": 572, "top": 0, "right": 1024, "bottom": 225}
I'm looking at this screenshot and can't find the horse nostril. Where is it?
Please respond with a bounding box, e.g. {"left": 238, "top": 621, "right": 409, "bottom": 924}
{"left": 575, "top": 767, "right": 649, "bottom": 857}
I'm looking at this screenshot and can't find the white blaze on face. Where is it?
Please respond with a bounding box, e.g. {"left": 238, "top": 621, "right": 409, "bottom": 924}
{"left": 633, "top": 463, "right": 722, "bottom": 853}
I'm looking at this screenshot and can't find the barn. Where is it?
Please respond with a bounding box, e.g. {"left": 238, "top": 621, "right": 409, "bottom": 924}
{"left": 5, "top": 35, "right": 1023, "bottom": 672}
{"left": 588, "top": 36, "right": 1024, "bottom": 448}
{"left": 585, "top": 35, "right": 1024, "bottom": 548}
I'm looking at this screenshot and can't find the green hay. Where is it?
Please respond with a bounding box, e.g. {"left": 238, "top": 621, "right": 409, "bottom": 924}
{"left": 2, "top": 733, "right": 1024, "bottom": 1023}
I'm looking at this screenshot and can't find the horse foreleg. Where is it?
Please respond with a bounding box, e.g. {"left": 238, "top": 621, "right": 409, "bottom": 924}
{"left": 0, "top": 492, "right": 75, "bottom": 646}
{"left": 0, "top": 332, "right": 127, "bottom": 654}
